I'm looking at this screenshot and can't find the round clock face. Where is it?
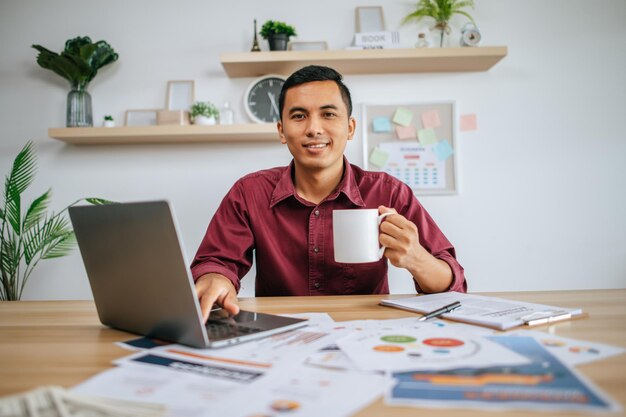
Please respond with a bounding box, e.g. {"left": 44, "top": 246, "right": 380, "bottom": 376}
{"left": 461, "top": 28, "right": 481, "bottom": 47}
{"left": 244, "top": 75, "right": 286, "bottom": 123}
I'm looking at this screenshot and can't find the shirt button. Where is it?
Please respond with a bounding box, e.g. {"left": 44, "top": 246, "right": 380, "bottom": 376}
{"left": 314, "top": 210, "right": 320, "bottom": 216}
{"left": 314, "top": 282, "right": 320, "bottom": 288}
{"left": 313, "top": 247, "right": 319, "bottom": 253}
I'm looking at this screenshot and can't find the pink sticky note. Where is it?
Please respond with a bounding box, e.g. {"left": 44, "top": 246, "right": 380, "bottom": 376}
{"left": 395, "top": 125, "right": 417, "bottom": 140}
{"left": 421, "top": 110, "right": 441, "bottom": 129}
{"left": 460, "top": 114, "right": 478, "bottom": 131}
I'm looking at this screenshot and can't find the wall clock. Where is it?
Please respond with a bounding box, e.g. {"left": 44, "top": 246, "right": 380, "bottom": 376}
{"left": 460, "top": 23, "right": 482, "bottom": 47}
{"left": 244, "top": 74, "right": 286, "bottom": 123}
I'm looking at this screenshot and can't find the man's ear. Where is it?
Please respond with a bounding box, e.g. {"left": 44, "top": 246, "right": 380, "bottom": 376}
{"left": 277, "top": 120, "right": 287, "bottom": 144}
{"left": 347, "top": 117, "right": 356, "bottom": 141}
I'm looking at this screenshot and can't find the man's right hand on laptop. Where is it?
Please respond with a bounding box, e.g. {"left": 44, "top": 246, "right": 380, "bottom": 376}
{"left": 195, "top": 273, "right": 240, "bottom": 322}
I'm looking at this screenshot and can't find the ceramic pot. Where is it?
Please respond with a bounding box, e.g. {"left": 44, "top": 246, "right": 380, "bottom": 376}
{"left": 194, "top": 115, "right": 216, "bottom": 125}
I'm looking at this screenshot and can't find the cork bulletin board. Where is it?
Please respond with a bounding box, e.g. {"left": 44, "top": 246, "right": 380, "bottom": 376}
{"left": 361, "top": 101, "right": 458, "bottom": 195}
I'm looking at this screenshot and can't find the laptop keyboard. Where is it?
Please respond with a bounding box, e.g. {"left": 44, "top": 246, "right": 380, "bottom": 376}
{"left": 205, "top": 322, "right": 261, "bottom": 340}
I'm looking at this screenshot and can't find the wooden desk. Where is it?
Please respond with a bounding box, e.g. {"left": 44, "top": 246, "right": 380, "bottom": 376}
{"left": 1, "top": 290, "right": 625, "bottom": 416}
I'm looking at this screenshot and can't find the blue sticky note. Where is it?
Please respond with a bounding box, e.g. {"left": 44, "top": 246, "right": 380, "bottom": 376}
{"left": 372, "top": 117, "right": 392, "bottom": 133}
{"left": 432, "top": 139, "right": 454, "bottom": 161}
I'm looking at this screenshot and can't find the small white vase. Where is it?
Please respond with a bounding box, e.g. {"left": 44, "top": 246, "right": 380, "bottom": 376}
{"left": 194, "top": 115, "right": 216, "bottom": 125}
{"left": 103, "top": 120, "right": 115, "bottom": 127}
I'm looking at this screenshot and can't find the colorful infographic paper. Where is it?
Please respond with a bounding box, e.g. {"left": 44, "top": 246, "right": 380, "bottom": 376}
{"left": 377, "top": 142, "right": 445, "bottom": 189}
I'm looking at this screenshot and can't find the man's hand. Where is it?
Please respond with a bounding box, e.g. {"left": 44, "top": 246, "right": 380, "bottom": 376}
{"left": 195, "top": 273, "right": 240, "bottom": 322}
{"left": 378, "top": 205, "right": 452, "bottom": 293}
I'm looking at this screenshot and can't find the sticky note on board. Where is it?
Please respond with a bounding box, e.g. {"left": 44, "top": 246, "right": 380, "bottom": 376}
{"left": 395, "top": 125, "right": 417, "bottom": 140}
{"left": 369, "top": 148, "right": 390, "bottom": 167}
{"left": 372, "top": 117, "right": 392, "bottom": 133}
{"left": 460, "top": 113, "right": 478, "bottom": 131}
{"left": 421, "top": 110, "right": 441, "bottom": 129}
{"left": 392, "top": 107, "right": 413, "bottom": 127}
{"left": 417, "top": 128, "right": 437, "bottom": 145}
{"left": 433, "top": 139, "right": 454, "bottom": 161}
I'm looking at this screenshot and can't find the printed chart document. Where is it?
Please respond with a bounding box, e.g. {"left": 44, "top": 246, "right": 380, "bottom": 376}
{"left": 381, "top": 292, "right": 583, "bottom": 330}
{"left": 387, "top": 336, "right": 621, "bottom": 413}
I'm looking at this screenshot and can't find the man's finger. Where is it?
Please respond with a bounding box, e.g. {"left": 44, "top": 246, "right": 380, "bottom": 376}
{"left": 200, "top": 292, "right": 218, "bottom": 323}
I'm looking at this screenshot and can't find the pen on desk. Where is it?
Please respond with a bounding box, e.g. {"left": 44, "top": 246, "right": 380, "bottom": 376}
{"left": 418, "top": 301, "right": 461, "bottom": 321}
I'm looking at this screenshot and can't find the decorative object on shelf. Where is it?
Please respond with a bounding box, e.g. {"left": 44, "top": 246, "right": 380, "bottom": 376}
{"left": 244, "top": 74, "right": 286, "bottom": 123}
{"left": 103, "top": 115, "right": 115, "bottom": 127}
{"left": 190, "top": 101, "right": 219, "bottom": 125}
{"left": 288, "top": 41, "right": 328, "bottom": 51}
{"left": 32, "top": 36, "right": 118, "bottom": 128}
{"left": 166, "top": 80, "right": 195, "bottom": 111}
{"left": 415, "top": 32, "right": 431, "bottom": 48}
{"left": 250, "top": 19, "right": 261, "bottom": 52}
{"left": 157, "top": 110, "right": 189, "bottom": 125}
{"left": 0, "top": 141, "right": 113, "bottom": 301}
{"left": 125, "top": 109, "right": 158, "bottom": 126}
{"left": 402, "top": 0, "right": 476, "bottom": 48}
{"left": 460, "top": 22, "right": 481, "bottom": 46}
{"left": 355, "top": 6, "right": 385, "bottom": 32}
{"left": 219, "top": 101, "right": 234, "bottom": 125}
{"left": 260, "top": 20, "right": 297, "bottom": 51}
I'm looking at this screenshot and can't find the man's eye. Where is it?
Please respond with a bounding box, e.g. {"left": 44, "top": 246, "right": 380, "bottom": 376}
{"left": 291, "top": 114, "right": 305, "bottom": 120}
{"left": 324, "top": 112, "right": 337, "bottom": 118}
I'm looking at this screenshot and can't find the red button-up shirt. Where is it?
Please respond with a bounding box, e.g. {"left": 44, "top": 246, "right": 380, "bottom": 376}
{"left": 191, "top": 159, "right": 466, "bottom": 296}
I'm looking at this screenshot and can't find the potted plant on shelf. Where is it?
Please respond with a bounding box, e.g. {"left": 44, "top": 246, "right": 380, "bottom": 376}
{"left": 32, "top": 36, "right": 119, "bottom": 127}
{"left": 402, "top": 0, "right": 476, "bottom": 47}
{"left": 190, "top": 101, "right": 219, "bottom": 125}
{"left": 103, "top": 115, "right": 115, "bottom": 127}
{"left": 0, "top": 142, "right": 113, "bottom": 301}
{"left": 260, "top": 20, "right": 297, "bottom": 51}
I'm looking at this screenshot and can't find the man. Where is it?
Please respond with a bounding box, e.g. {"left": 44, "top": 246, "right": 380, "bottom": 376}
{"left": 192, "top": 65, "right": 466, "bottom": 321}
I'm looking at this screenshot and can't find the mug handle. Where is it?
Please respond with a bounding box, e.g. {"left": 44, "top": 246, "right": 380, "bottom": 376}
{"left": 377, "top": 212, "right": 394, "bottom": 259}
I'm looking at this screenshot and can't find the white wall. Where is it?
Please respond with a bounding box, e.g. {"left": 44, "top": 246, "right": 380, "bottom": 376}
{"left": 1, "top": 0, "right": 625, "bottom": 300}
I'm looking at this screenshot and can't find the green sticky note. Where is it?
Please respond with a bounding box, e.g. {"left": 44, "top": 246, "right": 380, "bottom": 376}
{"left": 418, "top": 128, "right": 437, "bottom": 145}
{"left": 369, "top": 148, "right": 389, "bottom": 168}
{"left": 392, "top": 107, "right": 413, "bottom": 127}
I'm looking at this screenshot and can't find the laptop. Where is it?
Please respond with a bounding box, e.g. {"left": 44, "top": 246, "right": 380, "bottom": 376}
{"left": 68, "top": 200, "right": 308, "bottom": 348}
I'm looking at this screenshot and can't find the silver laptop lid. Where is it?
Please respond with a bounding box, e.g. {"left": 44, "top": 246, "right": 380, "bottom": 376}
{"left": 69, "top": 201, "right": 210, "bottom": 347}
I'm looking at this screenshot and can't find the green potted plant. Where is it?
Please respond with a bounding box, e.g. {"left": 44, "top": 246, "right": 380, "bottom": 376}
{"left": 260, "top": 20, "right": 297, "bottom": 51}
{"left": 402, "top": 0, "right": 475, "bottom": 47}
{"left": 0, "top": 142, "right": 113, "bottom": 300}
{"left": 103, "top": 115, "right": 115, "bottom": 127}
{"left": 190, "top": 101, "right": 219, "bottom": 125}
{"left": 32, "top": 36, "right": 119, "bottom": 127}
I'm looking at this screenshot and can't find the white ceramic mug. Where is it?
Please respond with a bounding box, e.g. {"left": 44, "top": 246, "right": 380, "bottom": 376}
{"left": 333, "top": 209, "right": 393, "bottom": 263}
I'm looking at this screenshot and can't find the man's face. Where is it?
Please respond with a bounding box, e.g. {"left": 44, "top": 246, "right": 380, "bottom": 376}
{"left": 278, "top": 80, "right": 355, "bottom": 175}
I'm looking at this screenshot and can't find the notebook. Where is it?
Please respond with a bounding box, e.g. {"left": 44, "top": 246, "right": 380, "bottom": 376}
{"left": 68, "top": 200, "right": 308, "bottom": 348}
{"left": 380, "top": 292, "right": 583, "bottom": 330}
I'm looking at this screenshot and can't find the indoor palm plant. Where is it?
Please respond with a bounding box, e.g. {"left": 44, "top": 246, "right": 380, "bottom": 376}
{"left": 32, "top": 36, "right": 119, "bottom": 127}
{"left": 402, "top": 0, "right": 475, "bottom": 47}
{"left": 0, "top": 142, "right": 112, "bottom": 300}
{"left": 260, "top": 20, "right": 297, "bottom": 51}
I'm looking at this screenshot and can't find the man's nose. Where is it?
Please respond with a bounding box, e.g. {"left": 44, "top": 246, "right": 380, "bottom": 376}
{"left": 305, "top": 115, "right": 324, "bottom": 137}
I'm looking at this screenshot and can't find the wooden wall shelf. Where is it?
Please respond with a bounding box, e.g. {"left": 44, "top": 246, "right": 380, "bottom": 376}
{"left": 220, "top": 46, "right": 508, "bottom": 77}
{"left": 48, "top": 124, "right": 280, "bottom": 145}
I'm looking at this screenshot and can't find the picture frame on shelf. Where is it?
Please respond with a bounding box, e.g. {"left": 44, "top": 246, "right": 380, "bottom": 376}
{"left": 166, "top": 80, "right": 195, "bottom": 111}
{"left": 355, "top": 6, "right": 385, "bottom": 33}
{"left": 125, "top": 109, "right": 159, "bottom": 126}
{"left": 288, "top": 41, "right": 329, "bottom": 51}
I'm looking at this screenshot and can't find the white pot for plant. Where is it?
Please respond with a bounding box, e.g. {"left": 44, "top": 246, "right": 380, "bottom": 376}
{"left": 194, "top": 115, "right": 216, "bottom": 125}
{"left": 103, "top": 120, "right": 115, "bottom": 127}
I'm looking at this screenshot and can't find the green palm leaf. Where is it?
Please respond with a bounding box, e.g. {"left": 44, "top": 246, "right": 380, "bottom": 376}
{"left": 4, "top": 141, "right": 36, "bottom": 235}
{"left": 42, "top": 231, "right": 76, "bottom": 259}
{"left": 85, "top": 197, "right": 116, "bottom": 205}
{"left": 23, "top": 189, "right": 51, "bottom": 232}
{"left": 23, "top": 214, "right": 69, "bottom": 264}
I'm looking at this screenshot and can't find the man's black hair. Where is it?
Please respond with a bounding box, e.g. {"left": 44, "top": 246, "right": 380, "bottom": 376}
{"left": 278, "top": 65, "right": 353, "bottom": 120}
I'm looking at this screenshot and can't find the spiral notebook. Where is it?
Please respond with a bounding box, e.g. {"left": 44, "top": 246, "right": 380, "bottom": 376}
{"left": 380, "top": 292, "right": 583, "bottom": 330}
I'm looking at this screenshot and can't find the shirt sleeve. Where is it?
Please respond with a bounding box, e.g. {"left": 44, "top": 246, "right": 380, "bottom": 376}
{"left": 190, "top": 181, "right": 255, "bottom": 293}
{"left": 394, "top": 182, "right": 467, "bottom": 294}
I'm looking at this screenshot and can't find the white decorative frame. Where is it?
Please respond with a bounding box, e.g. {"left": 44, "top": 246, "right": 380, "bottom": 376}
{"left": 355, "top": 6, "right": 385, "bottom": 33}
{"left": 166, "top": 80, "right": 195, "bottom": 111}
{"left": 288, "top": 41, "right": 329, "bottom": 51}
{"left": 125, "top": 109, "right": 159, "bottom": 126}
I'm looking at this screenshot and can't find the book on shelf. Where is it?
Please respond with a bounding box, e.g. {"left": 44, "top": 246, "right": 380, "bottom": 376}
{"left": 380, "top": 292, "right": 584, "bottom": 330}
{"left": 352, "top": 31, "right": 403, "bottom": 49}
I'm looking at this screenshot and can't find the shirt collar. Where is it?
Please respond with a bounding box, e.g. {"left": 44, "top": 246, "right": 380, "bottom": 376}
{"left": 269, "top": 157, "right": 365, "bottom": 208}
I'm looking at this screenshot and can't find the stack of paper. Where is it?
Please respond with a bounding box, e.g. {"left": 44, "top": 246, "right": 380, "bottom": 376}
{"left": 0, "top": 385, "right": 165, "bottom": 417}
